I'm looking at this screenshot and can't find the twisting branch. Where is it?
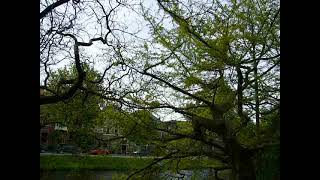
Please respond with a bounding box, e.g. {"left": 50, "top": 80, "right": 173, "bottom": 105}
{"left": 96, "top": 0, "right": 122, "bottom": 44}
{"left": 89, "top": 64, "right": 114, "bottom": 84}
{"left": 242, "top": 54, "right": 280, "bottom": 64}
{"left": 137, "top": 69, "right": 212, "bottom": 106}
{"left": 111, "top": 105, "right": 227, "bottom": 153}
{"left": 40, "top": 32, "right": 86, "bottom": 105}
{"left": 126, "top": 151, "right": 179, "bottom": 180}
{"left": 156, "top": 0, "right": 225, "bottom": 57}
{"left": 152, "top": 125, "right": 225, "bottom": 152}
{"left": 40, "top": 0, "right": 72, "bottom": 19}
{"left": 242, "top": 59, "right": 280, "bottom": 89}
{"left": 158, "top": 1, "right": 211, "bottom": 48}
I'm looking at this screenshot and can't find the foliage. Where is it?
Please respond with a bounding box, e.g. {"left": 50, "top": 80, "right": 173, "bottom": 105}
{"left": 137, "top": 0, "right": 280, "bottom": 178}
{"left": 41, "top": 64, "right": 104, "bottom": 149}
{"left": 256, "top": 144, "right": 280, "bottom": 180}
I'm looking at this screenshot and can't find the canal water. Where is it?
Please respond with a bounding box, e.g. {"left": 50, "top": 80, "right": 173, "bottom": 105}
{"left": 40, "top": 170, "right": 118, "bottom": 180}
{"left": 40, "top": 169, "right": 229, "bottom": 180}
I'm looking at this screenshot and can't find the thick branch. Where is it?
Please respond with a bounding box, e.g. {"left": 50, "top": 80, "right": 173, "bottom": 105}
{"left": 126, "top": 151, "right": 179, "bottom": 180}
{"left": 139, "top": 70, "right": 212, "bottom": 106}
{"left": 88, "top": 64, "right": 113, "bottom": 84}
{"left": 40, "top": 0, "right": 71, "bottom": 19}
{"left": 40, "top": 33, "right": 85, "bottom": 105}
{"left": 243, "top": 59, "right": 280, "bottom": 89}
{"left": 242, "top": 54, "right": 280, "bottom": 64}
{"left": 153, "top": 126, "right": 225, "bottom": 152}
{"left": 157, "top": 1, "right": 210, "bottom": 47}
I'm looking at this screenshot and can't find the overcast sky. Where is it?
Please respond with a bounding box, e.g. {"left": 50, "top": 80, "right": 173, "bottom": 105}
{"left": 40, "top": 0, "right": 186, "bottom": 121}
{"left": 40, "top": 0, "right": 279, "bottom": 122}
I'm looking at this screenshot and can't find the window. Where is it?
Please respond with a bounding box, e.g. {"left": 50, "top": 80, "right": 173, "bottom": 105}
{"left": 41, "top": 133, "right": 48, "bottom": 143}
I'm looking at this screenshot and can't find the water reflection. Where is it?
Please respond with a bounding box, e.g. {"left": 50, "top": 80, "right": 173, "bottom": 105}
{"left": 40, "top": 169, "right": 229, "bottom": 180}
{"left": 40, "top": 170, "right": 120, "bottom": 180}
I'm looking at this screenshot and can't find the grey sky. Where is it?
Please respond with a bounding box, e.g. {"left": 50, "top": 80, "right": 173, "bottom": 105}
{"left": 40, "top": 0, "right": 279, "bottom": 122}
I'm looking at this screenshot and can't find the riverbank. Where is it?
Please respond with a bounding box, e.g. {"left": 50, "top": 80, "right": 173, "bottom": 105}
{"left": 40, "top": 155, "right": 153, "bottom": 171}
{"left": 40, "top": 155, "right": 222, "bottom": 171}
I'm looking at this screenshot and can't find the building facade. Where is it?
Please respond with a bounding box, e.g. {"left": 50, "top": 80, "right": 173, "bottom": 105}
{"left": 40, "top": 124, "right": 55, "bottom": 145}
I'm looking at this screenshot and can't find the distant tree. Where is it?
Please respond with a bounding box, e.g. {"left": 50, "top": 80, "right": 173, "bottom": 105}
{"left": 41, "top": 64, "right": 104, "bottom": 150}
{"left": 96, "top": 105, "right": 160, "bottom": 146}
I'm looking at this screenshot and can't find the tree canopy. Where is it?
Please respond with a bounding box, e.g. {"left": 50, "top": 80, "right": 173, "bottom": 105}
{"left": 40, "top": 0, "right": 280, "bottom": 179}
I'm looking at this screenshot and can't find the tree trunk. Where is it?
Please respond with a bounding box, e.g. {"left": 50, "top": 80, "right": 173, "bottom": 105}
{"left": 254, "top": 60, "right": 260, "bottom": 128}
{"left": 230, "top": 139, "right": 256, "bottom": 180}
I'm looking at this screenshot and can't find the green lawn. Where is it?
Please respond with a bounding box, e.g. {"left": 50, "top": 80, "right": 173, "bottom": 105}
{"left": 40, "top": 155, "right": 153, "bottom": 171}
{"left": 40, "top": 155, "right": 222, "bottom": 171}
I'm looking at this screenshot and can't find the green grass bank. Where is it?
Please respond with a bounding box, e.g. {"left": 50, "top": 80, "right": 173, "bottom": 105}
{"left": 40, "top": 155, "right": 222, "bottom": 171}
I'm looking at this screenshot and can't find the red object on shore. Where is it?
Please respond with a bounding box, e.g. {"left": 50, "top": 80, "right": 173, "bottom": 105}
{"left": 89, "top": 149, "right": 112, "bottom": 155}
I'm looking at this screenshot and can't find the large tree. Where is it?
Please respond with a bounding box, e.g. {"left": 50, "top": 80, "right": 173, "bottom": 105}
{"left": 40, "top": 0, "right": 280, "bottom": 179}
{"left": 117, "top": 0, "right": 279, "bottom": 179}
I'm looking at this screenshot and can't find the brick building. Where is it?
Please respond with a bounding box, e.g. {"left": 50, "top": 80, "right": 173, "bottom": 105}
{"left": 40, "top": 124, "right": 55, "bottom": 144}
